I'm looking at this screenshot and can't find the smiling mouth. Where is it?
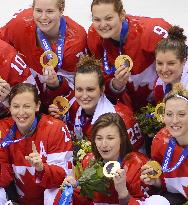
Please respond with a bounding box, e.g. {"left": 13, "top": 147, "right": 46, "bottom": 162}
{"left": 17, "top": 117, "right": 27, "bottom": 122}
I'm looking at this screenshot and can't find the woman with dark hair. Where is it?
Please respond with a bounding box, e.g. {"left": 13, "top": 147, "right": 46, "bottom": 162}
{"left": 141, "top": 83, "right": 188, "bottom": 204}
{"left": 87, "top": 0, "right": 171, "bottom": 110}
{"left": 49, "top": 55, "right": 144, "bottom": 152}
{"left": 0, "top": 83, "right": 73, "bottom": 205}
{"left": 154, "top": 26, "right": 188, "bottom": 103}
{"left": 53, "top": 113, "right": 154, "bottom": 205}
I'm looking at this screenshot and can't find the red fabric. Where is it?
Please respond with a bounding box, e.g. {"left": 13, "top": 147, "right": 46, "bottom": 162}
{"left": 87, "top": 15, "right": 171, "bottom": 110}
{"left": 66, "top": 97, "right": 144, "bottom": 151}
{"left": 54, "top": 152, "right": 152, "bottom": 205}
{"left": 0, "top": 8, "right": 87, "bottom": 107}
{"left": 152, "top": 128, "right": 188, "bottom": 198}
{"left": 0, "top": 115, "right": 73, "bottom": 205}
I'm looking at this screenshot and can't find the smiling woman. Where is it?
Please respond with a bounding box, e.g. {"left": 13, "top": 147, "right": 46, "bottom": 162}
{"left": 141, "top": 83, "right": 188, "bottom": 204}
{"left": 154, "top": 26, "right": 188, "bottom": 103}
{"left": 88, "top": 0, "right": 172, "bottom": 111}
{"left": 0, "top": 83, "right": 73, "bottom": 205}
{"left": 0, "top": 0, "right": 87, "bottom": 113}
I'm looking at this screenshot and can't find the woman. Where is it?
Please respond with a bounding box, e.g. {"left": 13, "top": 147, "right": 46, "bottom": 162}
{"left": 141, "top": 83, "right": 188, "bottom": 204}
{"left": 54, "top": 113, "right": 154, "bottom": 205}
{"left": 154, "top": 26, "right": 188, "bottom": 103}
{"left": 0, "top": 0, "right": 87, "bottom": 111}
{"left": 87, "top": 0, "right": 171, "bottom": 110}
{"left": 0, "top": 39, "right": 36, "bottom": 119}
{"left": 0, "top": 83, "right": 73, "bottom": 205}
{"left": 49, "top": 55, "right": 144, "bottom": 152}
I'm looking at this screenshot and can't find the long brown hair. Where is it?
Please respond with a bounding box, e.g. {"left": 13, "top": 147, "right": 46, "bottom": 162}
{"left": 91, "top": 112, "right": 133, "bottom": 161}
{"left": 155, "top": 26, "right": 187, "bottom": 62}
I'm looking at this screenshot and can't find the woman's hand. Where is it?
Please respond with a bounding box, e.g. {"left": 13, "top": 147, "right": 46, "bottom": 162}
{"left": 140, "top": 164, "right": 162, "bottom": 187}
{"left": 48, "top": 104, "right": 61, "bottom": 118}
{"left": 0, "top": 78, "right": 11, "bottom": 102}
{"left": 62, "top": 176, "right": 77, "bottom": 188}
{"left": 113, "top": 167, "right": 129, "bottom": 199}
{"left": 43, "top": 66, "right": 59, "bottom": 88}
{"left": 112, "top": 66, "right": 130, "bottom": 91}
{"left": 25, "top": 141, "right": 43, "bottom": 172}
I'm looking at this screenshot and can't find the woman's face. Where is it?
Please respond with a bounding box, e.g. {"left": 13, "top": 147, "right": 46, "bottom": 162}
{"left": 10, "top": 92, "right": 40, "bottom": 134}
{"left": 156, "top": 50, "right": 185, "bottom": 84}
{"left": 164, "top": 98, "right": 188, "bottom": 146}
{"left": 95, "top": 125, "right": 121, "bottom": 161}
{"left": 92, "top": 3, "right": 123, "bottom": 41}
{"left": 33, "top": 0, "right": 62, "bottom": 37}
{"left": 75, "top": 72, "right": 104, "bottom": 115}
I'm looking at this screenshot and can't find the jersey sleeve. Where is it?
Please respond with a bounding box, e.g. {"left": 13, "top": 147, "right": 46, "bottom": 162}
{"left": 124, "top": 153, "right": 154, "bottom": 202}
{"left": 0, "top": 120, "right": 14, "bottom": 187}
{"left": 0, "top": 40, "right": 36, "bottom": 86}
{"left": 36, "top": 121, "right": 73, "bottom": 189}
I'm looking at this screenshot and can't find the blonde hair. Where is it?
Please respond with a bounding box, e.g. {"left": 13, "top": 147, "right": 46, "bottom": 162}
{"left": 164, "top": 83, "right": 188, "bottom": 103}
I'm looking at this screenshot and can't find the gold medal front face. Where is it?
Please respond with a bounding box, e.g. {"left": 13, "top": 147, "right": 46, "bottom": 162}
{"left": 53, "top": 96, "right": 70, "bottom": 116}
{"left": 103, "top": 161, "right": 120, "bottom": 178}
{"left": 115, "top": 55, "right": 133, "bottom": 72}
{"left": 40, "top": 51, "right": 58, "bottom": 71}
{"left": 146, "top": 160, "right": 162, "bottom": 179}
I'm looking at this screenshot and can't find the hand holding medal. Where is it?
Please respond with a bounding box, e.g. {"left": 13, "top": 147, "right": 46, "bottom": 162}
{"left": 53, "top": 96, "right": 70, "bottom": 116}
{"left": 115, "top": 55, "right": 133, "bottom": 72}
{"left": 103, "top": 161, "right": 121, "bottom": 178}
{"left": 40, "top": 50, "right": 58, "bottom": 72}
{"left": 145, "top": 160, "right": 162, "bottom": 179}
{"left": 40, "top": 51, "right": 60, "bottom": 87}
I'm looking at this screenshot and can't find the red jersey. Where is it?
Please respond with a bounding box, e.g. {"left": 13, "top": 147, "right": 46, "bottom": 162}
{"left": 88, "top": 15, "right": 171, "bottom": 110}
{"left": 66, "top": 95, "right": 144, "bottom": 152}
{"left": 0, "top": 39, "right": 36, "bottom": 118}
{"left": 0, "top": 114, "right": 73, "bottom": 205}
{"left": 0, "top": 8, "right": 87, "bottom": 106}
{"left": 53, "top": 152, "right": 152, "bottom": 205}
{"left": 152, "top": 128, "right": 188, "bottom": 199}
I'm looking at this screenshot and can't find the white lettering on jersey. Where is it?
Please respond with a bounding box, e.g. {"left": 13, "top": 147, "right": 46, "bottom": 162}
{"left": 153, "top": 26, "right": 168, "bottom": 38}
{"left": 11, "top": 55, "right": 27, "bottom": 75}
{"left": 127, "top": 123, "right": 142, "bottom": 145}
{"left": 40, "top": 141, "right": 47, "bottom": 158}
{"left": 62, "top": 125, "right": 71, "bottom": 142}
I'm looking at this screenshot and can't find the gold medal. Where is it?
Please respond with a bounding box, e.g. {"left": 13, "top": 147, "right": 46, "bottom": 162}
{"left": 146, "top": 160, "right": 162, "bottom": 179}
{"left": 103, "top": 161, "right": 120, "bottom": 178}
{"left": 40, "top": 51, "right": 58, "bottom": 72}
{"left": 53, "top": 96, "right": 70, "bottom": 116}
{"left": 115, "top": 55, "right": 133, "bottom": 72}
{"left": 155, "top": 103, "right": 165, "bottom": 122}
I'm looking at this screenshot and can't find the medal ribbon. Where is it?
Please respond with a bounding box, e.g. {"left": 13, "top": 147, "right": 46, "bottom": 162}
{"left": 0, "top": 117, "right": 38, "bottom": 148}
{"left": 37, "top": 17, "right": 66, "bottom": 71}
{"left": 103, "top": 20, "right": 128, "bottom": 74}
{"left": 58, "top": 185, "right": 73, "bottom": 205}
{"left": 162, "top": 137, "right": 188, "bottom": 173}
